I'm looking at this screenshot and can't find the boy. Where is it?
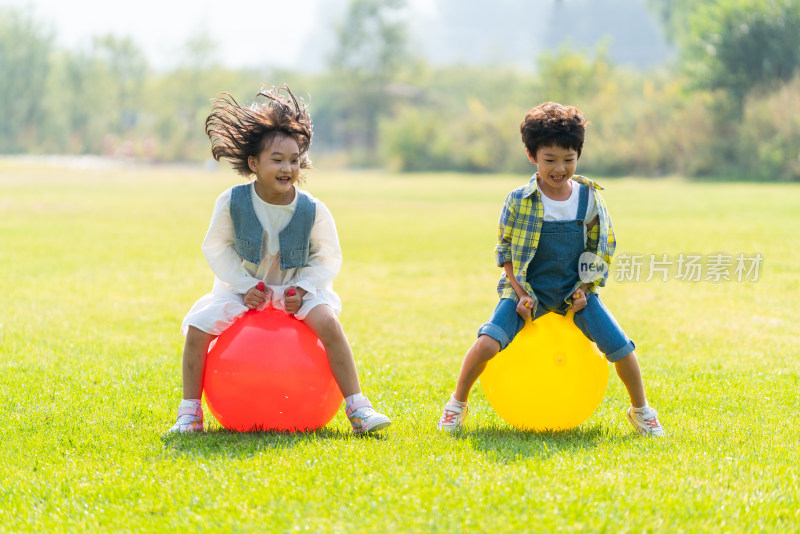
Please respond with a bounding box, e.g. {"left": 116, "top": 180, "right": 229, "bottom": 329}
{"left": 437, "top": 102, "right": 664, "bottom": 437}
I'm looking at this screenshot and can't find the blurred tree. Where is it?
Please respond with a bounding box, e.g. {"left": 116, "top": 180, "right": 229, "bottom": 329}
{"left": 326, "top": 0, "right": 412, "bottom": 166}
{"left": 0, "top": 8, "right": 53, "bottom": 152}
{"left": 681, "top": 0, "right": 800, "bottom": 109}
{"left": 144, "top": 33, "right": 225, "bottom": 161}
{"left": 535, "top": 44, "right": 614, "bottom": 105}
{"left": 91, "top": 36, "right": 148, "bottom": 134}
{"left": 642, "top": 0, "right": 696, "bottom": 42}
{"left": 43, "top": 35, "right": 148, "bottom": 155}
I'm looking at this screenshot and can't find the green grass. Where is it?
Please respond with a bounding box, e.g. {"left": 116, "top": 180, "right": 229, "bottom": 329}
{"left": 1, "top": 161, "right": 798, "bottom": 532}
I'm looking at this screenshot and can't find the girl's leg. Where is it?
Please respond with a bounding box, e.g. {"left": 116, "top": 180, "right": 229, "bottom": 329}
{"left": 182, "top": 326, "right": 216, "bottom": 399}
{"left": 614, "top": 351, "right": 647, "bottom": 408}
{"left": 169, "top": 326, "right": 215, "bottom": 433}
{"left": 303, "top": 304, "right": 391, "bottom": 433}
{"left": 453, "top": 335, "right": 502, "bottom": 402}
{"left": 303, "top": 304, "right": 360, "bottom": 397}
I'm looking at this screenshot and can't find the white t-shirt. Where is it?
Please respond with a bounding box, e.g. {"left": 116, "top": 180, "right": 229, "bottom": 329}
{"left": 540, "top": 181, "right": 598, "bottom": 244}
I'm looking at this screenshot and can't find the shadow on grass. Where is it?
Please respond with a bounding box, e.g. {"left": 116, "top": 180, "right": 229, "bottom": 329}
{"left": 161, "top": 425, "right": 385, "bottom": 457}
{"left": 455, "top": 423, "right": 631, "bottom": 463}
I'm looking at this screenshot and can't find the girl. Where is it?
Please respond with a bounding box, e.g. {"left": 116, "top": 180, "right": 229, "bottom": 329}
{"left": 169, "top": 85, "right": 391, "bottom": 434}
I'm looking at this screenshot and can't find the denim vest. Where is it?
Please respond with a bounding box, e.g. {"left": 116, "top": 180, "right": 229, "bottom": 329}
{"left": 229, "top": 184, "right": 316, "bottom": 270}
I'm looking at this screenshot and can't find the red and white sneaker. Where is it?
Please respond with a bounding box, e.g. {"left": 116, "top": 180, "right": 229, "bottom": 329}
{"left": 168, "top": 400, "right": 204, "bottom": 433}
{"left": 626, "top": 405, "right": 665, "bottom": 437}
{"left": 437, "top": 395, "right": 468, "bottom": 431}
{"left": 346, "top": 398, "right": 392, "bottom": 434}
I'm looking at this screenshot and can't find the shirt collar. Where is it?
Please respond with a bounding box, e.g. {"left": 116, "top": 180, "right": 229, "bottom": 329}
{"left": 522, "top": 173, "right": 604, "bottom": 199}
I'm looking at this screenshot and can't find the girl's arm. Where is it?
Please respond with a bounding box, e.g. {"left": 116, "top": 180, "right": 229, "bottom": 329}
{"left": 201, "top": 191, "right": 262, "bottom": 294}
{"left": 292, "top": 201, "right": 342, "bottom": 296}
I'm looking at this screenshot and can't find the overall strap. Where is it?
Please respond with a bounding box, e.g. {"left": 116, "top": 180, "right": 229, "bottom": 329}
{"left": 576, "top": 184, "right": 590, "bottom": 222}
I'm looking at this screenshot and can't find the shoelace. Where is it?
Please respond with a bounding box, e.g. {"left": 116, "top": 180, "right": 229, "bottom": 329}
{"left": 441, "top": 411, "right": 459, "bottom": 424}
{"left": 176, "top": 414, "right": 201, "bottom": 425}
{"left": 352, "top": 406, "right": 377, "bottom": 419}
{"left": 645, "top": 417, "right": 661, "bottom": 429}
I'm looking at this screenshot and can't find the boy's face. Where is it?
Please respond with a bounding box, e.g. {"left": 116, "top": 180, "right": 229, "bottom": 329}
{"left": 528, "top": 145, "right": 578, "bottom": 193}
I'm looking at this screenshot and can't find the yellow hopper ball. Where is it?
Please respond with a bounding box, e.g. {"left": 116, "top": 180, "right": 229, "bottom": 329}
{"left": 481, "top": 311, "right": 608, "bottom": 431}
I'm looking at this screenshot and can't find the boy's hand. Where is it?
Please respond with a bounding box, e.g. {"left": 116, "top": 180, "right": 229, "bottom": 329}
{"left": 284, "top": 286, "right": 307, "bottom": 315}
{"left": 569, "top": 286, "right": 589, "bottom": 312}
{"left": 244, "top": 281, "right": 271, "bottom": 309}
{"left": 516, "top": 295, "right": 535, "bottom": 321}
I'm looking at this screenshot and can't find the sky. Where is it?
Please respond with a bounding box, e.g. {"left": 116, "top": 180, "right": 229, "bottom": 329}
{"left": 2, "top": 0, "right": 436, "bottom": 70}
{"left": 2, "top": 0, "right": 670, "bottom": 71}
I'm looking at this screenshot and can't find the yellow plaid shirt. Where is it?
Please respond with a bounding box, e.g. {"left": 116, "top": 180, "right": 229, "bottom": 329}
{"left": 494, "top": 174, "right": 616, "bottom": 305}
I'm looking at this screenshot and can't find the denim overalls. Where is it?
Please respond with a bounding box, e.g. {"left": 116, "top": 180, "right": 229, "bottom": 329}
{"left": 478, "top": 184, "right": 635, "bottom": 362}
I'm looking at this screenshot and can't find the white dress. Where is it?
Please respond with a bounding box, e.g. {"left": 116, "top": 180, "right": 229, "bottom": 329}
{"left": 182, "top": 183, "right": 342, "bottom": 336}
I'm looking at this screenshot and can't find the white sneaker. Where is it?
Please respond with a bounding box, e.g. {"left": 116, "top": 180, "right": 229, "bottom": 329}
{"left": 346, "top": 398, "right": 392, "bottom": 434}
{"left": 168, "top": 400, "right": 204, "bottom": 433}
{"left": 626, "top": 405, "right": 665, "bottom": 437}
{"left": 437, "top": 395, "right": 468, "bottom": 431}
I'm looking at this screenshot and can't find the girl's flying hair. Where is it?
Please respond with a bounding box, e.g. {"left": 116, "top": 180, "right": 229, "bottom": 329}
{"left": 205, "top": 84, "right": 313, "bottom": 176}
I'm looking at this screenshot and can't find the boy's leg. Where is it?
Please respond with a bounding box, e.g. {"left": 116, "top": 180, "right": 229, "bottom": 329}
{"left": 454, "top": 298, "right": 522, "bottom": 402}
{"left": 169, "top": 326, "right": 215, "bottom": 433}
{"left": 437, "top": 335, "right": 500, "bottom": 431}
{"left": 614, "top": 351, "right": 646, "bottom": 408}
{"left": 573, "top": 294, "right": 664, "bottom": 436}
{"left": 454, "top": 335, "right": 502, "bottom": 402}
{"left": 439, "top": 298, "right": 521, "bottom": 431}
{"left": 304, "top": 304, "right": 390, "bottom": 433}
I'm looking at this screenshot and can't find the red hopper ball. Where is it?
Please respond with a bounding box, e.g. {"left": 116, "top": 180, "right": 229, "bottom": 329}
{"left": 203, "top": 307, "right": 341, "bottom": 432}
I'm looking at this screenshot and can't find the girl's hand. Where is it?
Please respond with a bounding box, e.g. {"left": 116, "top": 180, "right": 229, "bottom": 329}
{"left": 516, "top": 295, "right": 535, "bottom": 321}
{"left": 569, "top": 286, "right": 588, "bottom": 312}
{"left": 244, "top": 282, "right": 271, "bottom": 309}
{"left": 284, "top": 286, "right": 306, "bottom": 315}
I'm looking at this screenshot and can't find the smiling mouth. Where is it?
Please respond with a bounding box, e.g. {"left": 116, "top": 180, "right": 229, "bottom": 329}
{"left": 276, "top": 176, "right": 292, "bottom": 183}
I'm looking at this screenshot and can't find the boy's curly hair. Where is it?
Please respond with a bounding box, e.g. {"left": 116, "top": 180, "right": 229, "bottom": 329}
{"left": 520, "top": 102, "right": 587, "bottom": 159}
{"left": 205, "top": 84, "right": 313, "bottom": 176}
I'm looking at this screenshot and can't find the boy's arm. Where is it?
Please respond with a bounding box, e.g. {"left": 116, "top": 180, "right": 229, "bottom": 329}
{"left": 586, "top": 218, "right": 600, "bottom": 256}
{"left": 504, "top": 261, "right": 535, "bottom": 321}
{"left": 584, "top": 209, "right": 616, "bottom": 290}
{"left": 494, "top": 194, "right": 517, "bottom": 267}
{"left": 583, "top": 221, "right": 601, "bottom": 293}
{"left": 503, "top": 262, "right": 529, "bottom": 300}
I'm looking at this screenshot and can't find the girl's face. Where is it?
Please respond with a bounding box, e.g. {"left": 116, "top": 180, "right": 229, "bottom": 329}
{"left": 248, "top": 134, "right": 301, "bottom": 205}
{"left": 529, "top": 145, "right": 579, "bottom": 199}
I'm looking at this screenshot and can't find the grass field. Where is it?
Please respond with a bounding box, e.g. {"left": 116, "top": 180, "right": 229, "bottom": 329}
{"left": 1, "top": 161, "right": 798, "bottom": 532}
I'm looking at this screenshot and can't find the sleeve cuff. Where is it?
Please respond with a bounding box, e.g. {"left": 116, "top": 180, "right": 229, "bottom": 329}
{"left": 495, "top": 250, "right": 512, "bottom": 267}
{"left": 295, "top": 280, "right": 317, "bottom": 297}
{"left": 233, "top": 277, "right": 261, "bottom": 295}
